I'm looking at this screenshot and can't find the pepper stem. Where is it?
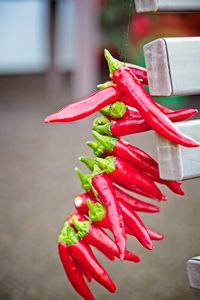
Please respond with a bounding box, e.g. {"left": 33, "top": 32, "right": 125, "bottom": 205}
{"left": 104, "top": 49, "right": 123, "bottom": 74}
{"left": 96, "top": 156, "right": 115, "bottom": 174}
{"left": 99, "top": 104, "right": 111, "bottom": 116}
{"left": 86, "top": 141, "right": 106, "bottom": 157}
{"left": 58, "top": 221, "right": 78, "bottom": 245}
{"left": 72, "top": 216, "right": 91, "bottom": 239}
{"left": 110, "top": 101, "right": 127, "bottom": 118}
{"left": 92, "top": 164, "right": 103, "bottom": 176}
{"left": 92, "top": 117, "right": 112, "bottom": 136}
{"left": 75, "top": 167, "right": 92, "bottom": 192}
{"left": 92, "top": 131, "right": 117, "bottom": 152}
{"left": 79, "top": 156, "right": 96, "bottom": 172}
{"left": 97, "top": 81, "right": 113, "bottom": 90}
{"left": 86, "top": 199, "right": 106, "bottom": 222}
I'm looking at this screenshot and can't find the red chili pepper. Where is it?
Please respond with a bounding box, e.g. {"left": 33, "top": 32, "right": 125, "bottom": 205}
{"left": 58, "top": 222, "right": 95, "bottom": 300}
{"left": 94, "top": 156, "right": 165, "bottom": 201}
{"left": 93, "top": 106, "right": 198, "bottom": 137}
{"left": 70, "top": 212, "right": 140, "bottom": 263}
{"left": 91, "top": 166, "right": 126, "bottom": 259}
{"left": 146, "top": 228, "right": 164, "bottom": 241}
{"left": 117, "top": 200, "right": 153, "bottom": 250}
{"left": 99, "top": 99, "right": 196, "bottom": 125}
{"left": 114, "top": 186, "right": 160, "bottom": 213}
{"left": 77, "top": 261, "right": 93, "bottom": 283}
{"left": 92, "top": 131, "right": 184, "bottom": 195}
{"left": 69, "top": 239, "right": 116, "bottom": 293}
{"left": 44, "top": 86, "right": 122, "bottom": 123}
{"left": 58, "top": 243, "right": 94, "bottom": 300}
{"left": 112, "top": 67, "right": 199, "bottom": 147}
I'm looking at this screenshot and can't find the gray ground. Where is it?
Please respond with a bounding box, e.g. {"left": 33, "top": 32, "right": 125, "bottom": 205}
{"left": 0, "top": 75, "right": 199, "bottom": 300}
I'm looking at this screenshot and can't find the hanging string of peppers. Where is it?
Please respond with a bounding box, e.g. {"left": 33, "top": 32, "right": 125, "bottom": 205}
{"left": 45, "top": 50, "right": 199, "bottom": 300}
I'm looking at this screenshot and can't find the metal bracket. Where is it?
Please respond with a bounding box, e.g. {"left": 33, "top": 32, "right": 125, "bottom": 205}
{"left": 135, "top": 0, "right": 200, "bottom": 13}
{"left": 143, "top": 37, "right": 200, "bottom": 96}
{"left": 187, "top": 257, "right": 200, "bottom": 290}
{"left": 155, "top": 120, "right": 200, "bottom": 181}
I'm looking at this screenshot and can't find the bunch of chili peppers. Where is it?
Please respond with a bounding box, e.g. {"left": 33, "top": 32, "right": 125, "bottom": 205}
{"left": 45, "top": 50, "right": 199, "bottom": 299}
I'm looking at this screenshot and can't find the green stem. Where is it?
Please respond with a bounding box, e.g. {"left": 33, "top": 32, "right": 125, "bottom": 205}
{"left": 86, "top": 141, "right": 106, "bottom": 157}
{"left": 75, "top": 167, "right": 92, "bottom": 192}
{"left": 79, "top": 156, "right": 96, "bottom": 172}
{"left": 110, "top": 101, "right": 127, "bottom": 118}
{"left": 92, "top": 131, "right": 117, "bottom": 152}
{"left": 104, "top": 49, "right": 123, "bottom": 74}
{"left": 92, "top": 117, "right": 112, "bottom": 136}
{"left": 87, "top": 199, "right": 106, "bottom": 222}
{"left": 72, "top": 217, "right": 91, "bottom": 239}
{"left": 58, "top": 221, "right": 78, "bottom": 245}
{"left": 92, "top": 164, "right": 103, "bottom": 176}
{"left": 96, "top": 156, "right": 115, "bottom": 174}
{"left": 99, "top": 104, "right": 111, "bottom": 117}
{"left": 97, "top": 81, "right": 113, "bottom": 90}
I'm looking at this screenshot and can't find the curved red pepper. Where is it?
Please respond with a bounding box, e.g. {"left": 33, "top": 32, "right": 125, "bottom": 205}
{"left": 70, "top": 212, "right": 140, "bottom": 263}
{"left": 78, "top": 262, "right": 93, "bottom": 283}
{"left": 91, "top": 171, "right": 126, "bottom": 260}
{"left": 69, "top": 240, "right": 116, "bottom": 293}
{"left": 118, "top": 200, "right": 153, "bottom": 250}
{"left": 114, "top": 186, "right": 160, "bottom": 213}
{"left": 44, "top": 86, "right": 122, "bottom": 123}
{"left": 58, "top": 242, "right": 94, "bottom": 300}
{"left": 96, "top": 156, "right": 166, "bottom": 201}
{"left": 94, "top": 108, "right": 198, "bottom": 137}
{"left": 112, "top": 67, "right": 199, "bottom": 147}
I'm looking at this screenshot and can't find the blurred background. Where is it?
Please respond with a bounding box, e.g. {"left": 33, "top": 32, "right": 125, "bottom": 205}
{"left": 0, "top": 0, "right": 200, "bottom": 299}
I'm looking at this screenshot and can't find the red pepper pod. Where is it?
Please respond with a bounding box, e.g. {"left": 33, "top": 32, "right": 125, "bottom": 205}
{"left": 146, "top": 172, "right": 185, "bottom": 195}
{"left": 96, "top": 156, "right": 166, "bottom": 201}
{"left": 44, "top": 86, "right": 122, "bottom": 123}
{"left": 58, "top": 242, "right": 94, "bottom": 300}
{"left": 119, "top": 200, "right": 153, "bottom": 250}
{"left": 69, "top": 240, "right": 116, "bottom": 293}
{"left": 146, "top": 228, "right": 164, "bottom": 241}
{"left": 78, "top": 261, "right": 93, "bottom": 282}
{"left": 114, "top": 186, "right": 160, "bottom": 213}
{"left": 112, "top": 67, "right": 199, "bottom": 147}
{"left": 95, "top": 107, "right": 198, "bottom": 137}
{"left": 91, "top": 171, "right": 126, "bottom": 260}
